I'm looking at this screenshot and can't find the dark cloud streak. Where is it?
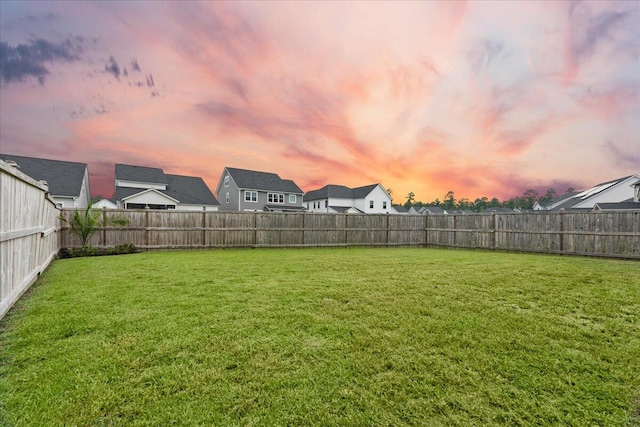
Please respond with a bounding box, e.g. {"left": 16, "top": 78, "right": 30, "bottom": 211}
{"left": 104, "top": 56, "right": 120, "bottom": 79}
{"left": 0, "top": 38, "right": 81, "bottom": 84}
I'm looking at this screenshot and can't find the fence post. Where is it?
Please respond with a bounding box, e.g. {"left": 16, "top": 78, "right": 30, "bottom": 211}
{"left": 559, "top": 212, "right": 564, "bottom": 254}
{"left": 301, "top": 213, "right": 305, "bottom": 247}
{"left": 345, "top": 214, "right": 348, "bottom": 246}
{"left": 492, "top": 213, "right": 496, "bottom": 249}
{"left": 254, "top": 212, "right": 258, "bottom": 247}
{"left": 102, "top": 209, "right": 107, "bottom": 247}
{"left": 424, "top": 214, "right": 428, "bottom": 247}
{"left": 145, "top": 210, "right": 150, "bottom": 248}
{"left": 386, "top": 213, "right": 390, "bottom": 247}
{"left": 202, "top": 210, "right": 206, "bottom": 247}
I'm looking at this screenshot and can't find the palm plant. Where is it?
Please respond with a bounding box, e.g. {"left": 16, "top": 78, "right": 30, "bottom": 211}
{"left": 60, "top": 203, "right": 128, "bottom": 248}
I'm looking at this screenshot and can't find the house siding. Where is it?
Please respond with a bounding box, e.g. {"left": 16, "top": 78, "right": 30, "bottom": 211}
{"left": 216, "top": 168, "right": 303, "bottom": 212}
{"left": 572, "top": 176, "right": 639, "bottom": 209}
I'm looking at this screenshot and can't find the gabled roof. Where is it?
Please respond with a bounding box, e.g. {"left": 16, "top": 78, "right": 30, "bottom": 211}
{"left": 0, "top": 153, "right": 87, "bottom": 197}
{"left": 114, "top": 165, "right": 219, "bottom": 206}
{"left": 115, "top": 164, "right": 167, "bottom": 185}
{"left": 535, "top": 192, "right": 579, "bottom": 209}
{"left": 392, "top": 204, "right": 408, "bottom": 213}
{"left": 593, "top": 201, "right": 640, "bottom": 211}
{"left": 352, "top": 184, "right": 379, "bottom": 198}
{"left": 303, "top": 183, "right": 381, "bottom": 201}
{"left": 304, "top": 185, "right": 353, "bottom": 201}
{"left": 164, "top": 174, "right": 219, "bottom": 205}
{"left": 547, "top": 175, "right": 640, "bottom": 210}
{"left": 420, "top": 206, "right": 446, "bottom": 214}
{"left": 116, "top": 187, "right": 180, "bottom": 203}
{"left": 225, "top": 167, "right": 303, "bottom": 194}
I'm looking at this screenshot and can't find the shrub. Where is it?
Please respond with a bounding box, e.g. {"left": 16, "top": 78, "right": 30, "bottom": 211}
{"left": 57, "top": 244, "right": 137, "bottom": 259}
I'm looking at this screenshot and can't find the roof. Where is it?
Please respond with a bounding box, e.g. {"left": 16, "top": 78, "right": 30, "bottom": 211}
{"left": 264, "top": 204, "right": 306, "bottom": 212}
{"left": 535, "top": 192, "right": 579, "bottom": 208}
{"left": 115, "top": 164, "right": 167, "bottom": 185}
{"left": 421, "top": 206, "right": 445, "bottom": 214}
{"left": 593, "top": 201, "right": 640, "bottom": 211}
{"left": 114, "top": 166, "right": 219, "bottom": 206}
{"left": 225, "top": 167, "right": 303, "bottom": 193}
{"left": 164, "top": 174, "right": 218, "bottom": 205}
{"left": 0, "top": 153, "right": 87, "bottom": 197}
{"left": 303, "top": 183, "right": 381, "bottom": 201}
{"left": 392, "top": 204, "right": 408, "bottom": 213}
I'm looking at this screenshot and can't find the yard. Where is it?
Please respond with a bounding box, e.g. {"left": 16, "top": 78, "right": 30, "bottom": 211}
{"left": 1, "top": 248, "right": 639, "bottom": 426}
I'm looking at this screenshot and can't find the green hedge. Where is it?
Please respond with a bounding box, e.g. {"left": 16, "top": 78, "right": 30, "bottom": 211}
{"left": 57, "top": 243, "right": 137, "bottom": 259}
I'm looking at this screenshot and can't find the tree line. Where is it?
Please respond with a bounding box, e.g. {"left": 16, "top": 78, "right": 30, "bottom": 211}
{"left": 395, "top": 187, "right": 576, "bottom": 212}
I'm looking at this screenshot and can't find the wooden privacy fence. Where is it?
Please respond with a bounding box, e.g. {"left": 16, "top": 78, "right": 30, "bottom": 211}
{"left": 61, "top": 209, "right": 640, "bottom": 259}
{"left": 1, "top": 161, "right": 61, "bottom": 319}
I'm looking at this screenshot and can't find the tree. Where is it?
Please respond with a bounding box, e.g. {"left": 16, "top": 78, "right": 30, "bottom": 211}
{"left": 60, "top": 203, "right": 128, "bottom": 248}
{"left": 404, "top": 192, "right": 415, "bottom": 210}
{"left": 443, "top": 191, "right": 456, "bottom": 211}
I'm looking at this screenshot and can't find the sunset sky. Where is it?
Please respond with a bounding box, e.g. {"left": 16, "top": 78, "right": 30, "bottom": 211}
{"left": 1, "top": 1, "right": 638, "bottom": 203}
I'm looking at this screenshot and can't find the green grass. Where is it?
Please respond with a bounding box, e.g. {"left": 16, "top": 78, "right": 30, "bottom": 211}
{"left": 1, "top": 248, "right": 639, "bottom": 426}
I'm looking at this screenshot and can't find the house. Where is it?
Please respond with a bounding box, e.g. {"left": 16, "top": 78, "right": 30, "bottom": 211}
{"left": 215, "top": 167, "right": 304, "bottom": 212}
{"left": 409, "top": 206, "right": 447, "bottom": 215}
{"left": 304, "top": 184, "right": 392, "bottom": 214}
{"left": 0, "top": 154, "right": 90, "bottom": 208}
{"left": 114, "top": 164, "right": 219, "bottom": 210}
{"left": 592, "top": 178, "right": 640, "bottom": 211}
{"left": 481, "top": 207, "right": 521, "bottom": 214}
{"left": 536, "top": 175, "right": 640, "bottom": 211}
{"left": 392, "top": 204, "right": 408, "bottom": 214}
{"left": 93, "top": 198, "right": 117, "bottom": 209}
{"left": 533, "top": 192, "right": 579, "bottom": 211}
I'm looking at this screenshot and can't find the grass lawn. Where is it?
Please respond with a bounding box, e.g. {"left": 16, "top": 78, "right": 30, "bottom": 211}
{"left": 1, "top": 248, "right": 639, "bottom": 426}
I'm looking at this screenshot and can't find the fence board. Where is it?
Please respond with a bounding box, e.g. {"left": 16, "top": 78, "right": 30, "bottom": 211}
{"left": 1, "top": 161, "right": 60, "bottom": 319}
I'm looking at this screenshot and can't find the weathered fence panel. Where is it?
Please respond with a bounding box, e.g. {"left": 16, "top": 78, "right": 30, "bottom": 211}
{"left": 1, "top": 161, "right": 60, "bottom": 319}
{"left": 59, "top": 209, "right": 640, "bottom": 259}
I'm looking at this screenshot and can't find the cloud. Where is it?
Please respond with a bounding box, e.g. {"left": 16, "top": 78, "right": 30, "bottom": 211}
{"left": 130, "top": 58, "right": 141, "bottom": 72}
{"left": 0, "top": 38, "right": 81, "bottom": 84}
{"left": 603, "top": 140, "right": 640, "bottom": 168}
{"left": 104, "top": 56, "right": 120, "bottom": 79}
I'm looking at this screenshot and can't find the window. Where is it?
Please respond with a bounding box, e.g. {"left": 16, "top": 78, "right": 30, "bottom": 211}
{"left": 325, "top": 200, "right": 328, "bottom": 208}
{"left": 268, "top": 193, "right": 284, "bottom": 204}
{"left": 244, "top": 191, "right": 257, "bottom": 202}
{"left": 370, "top": 201, "right": 374, "bottom": 209}
{"left": 225, "top": 192, "right": 229, "bottom": 203}
{"left": 383, "top": 201, "right": 387, "bottom": 209}
{"left": 289, "top": 194, "right": 296, "bottom": 204}
{"left": 224, "top": 175, "right": 230, "bottom": 187}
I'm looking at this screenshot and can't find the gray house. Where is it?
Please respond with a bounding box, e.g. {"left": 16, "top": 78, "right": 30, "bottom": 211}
{"left": 0, "top": 153, "right": 90, "bottom": 208}
{"left": 114, "top": 164, "right": 219, "bottom": 211}
{"left": 215, "top": 167, "right": 304, "bottom": 212}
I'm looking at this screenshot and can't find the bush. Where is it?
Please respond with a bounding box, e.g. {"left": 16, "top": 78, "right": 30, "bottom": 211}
{"left": 57, "top": 244, "right": 137, "bottom": 259}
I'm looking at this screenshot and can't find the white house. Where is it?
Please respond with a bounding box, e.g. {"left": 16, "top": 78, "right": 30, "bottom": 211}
{"left": 535, "top": 175, "right": 640, "bottom": 211}
{"left": 114, "top": 164, "right": 219, "bottom": 211}
{"left": 0, "top": 154, "right": 91, "bottom": 208}
{"left": 93, "top": 198, "right": 117, "bottom": 209}
{"left": 303, "top": 183, "right": 393, "bottom": 214}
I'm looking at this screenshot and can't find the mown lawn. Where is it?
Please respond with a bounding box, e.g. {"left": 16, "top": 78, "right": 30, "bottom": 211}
{"left": 1, "top": 248, "right": 639, "bottom": 426}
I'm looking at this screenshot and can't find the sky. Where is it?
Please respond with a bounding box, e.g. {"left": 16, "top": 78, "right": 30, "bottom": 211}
{"left": 1, "top": 1, "right": 639, "bottom": 203}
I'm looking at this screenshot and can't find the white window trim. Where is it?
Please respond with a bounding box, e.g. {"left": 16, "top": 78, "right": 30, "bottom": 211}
{"left": 289, "top": 194, "right": 296, "bottom": 204}
{"left": 245, "top": 191, "right": 258, "bottom": 202}
{"left": 268, "top": 193, "right": 284, "bottom": 204}
{"left": 224, "top": 175, "right": 230, "bottom": 187}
